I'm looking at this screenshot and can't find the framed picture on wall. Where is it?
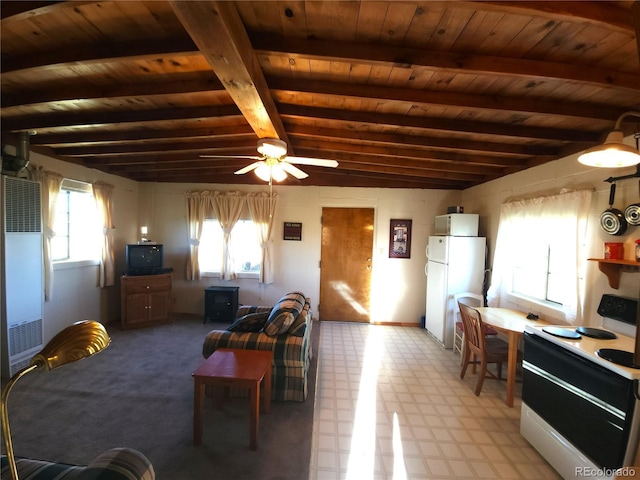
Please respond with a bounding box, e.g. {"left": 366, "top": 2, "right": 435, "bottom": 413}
{"left": 389, "top": 219, "right": 412, "bottom": 258}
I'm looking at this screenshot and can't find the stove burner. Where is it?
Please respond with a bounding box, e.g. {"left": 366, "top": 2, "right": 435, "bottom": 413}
{"left": 596, "top": 349, "right": 640, "bottom": 369}
{"left": 542, "top": 327, "right": 581, "bottom": 339}
{"left": 575, "top": 327, "right": 617, "bottom": 339}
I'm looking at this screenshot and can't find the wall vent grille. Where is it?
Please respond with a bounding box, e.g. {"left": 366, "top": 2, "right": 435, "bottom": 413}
{"left": 9, "top": 319, "right": 43, "bottom": 357}
{"left": 4, "top": 176, "right": 41, "bottom": 233}
{"left": 10, "top": 357, "right": 32, "bottom": 377}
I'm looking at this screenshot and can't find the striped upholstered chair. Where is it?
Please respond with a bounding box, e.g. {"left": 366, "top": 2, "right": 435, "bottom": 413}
{"left": 0, "top": 447, "right": 155, "bottom": 480}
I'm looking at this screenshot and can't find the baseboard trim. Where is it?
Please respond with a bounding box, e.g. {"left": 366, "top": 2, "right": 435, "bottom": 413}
{"left": 371, "top": 322, "right": 421, "bottom": 327}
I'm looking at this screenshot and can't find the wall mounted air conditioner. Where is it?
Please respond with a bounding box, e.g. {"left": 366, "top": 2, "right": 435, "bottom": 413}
{"left": 1, "top": 175, "right": 44, "bottom": 378}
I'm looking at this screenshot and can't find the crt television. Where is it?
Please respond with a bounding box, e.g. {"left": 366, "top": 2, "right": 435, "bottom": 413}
{"left": 125, "top": 244, "right": 163, "bottom": 276}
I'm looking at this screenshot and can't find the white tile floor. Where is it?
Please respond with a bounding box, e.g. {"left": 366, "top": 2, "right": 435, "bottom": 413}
{"left": 309, "top": 322, "right": 561, "bottom": 480}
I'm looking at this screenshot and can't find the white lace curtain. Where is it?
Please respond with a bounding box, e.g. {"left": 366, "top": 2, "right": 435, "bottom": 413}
{"left": 92, "top": 182, "right": 116, "bottom": 287}
{"left": 487, "top": 189, "right": 592, "bottom": 324}
{"left": 185, "top": 190, "right": 278, "bottom": 283}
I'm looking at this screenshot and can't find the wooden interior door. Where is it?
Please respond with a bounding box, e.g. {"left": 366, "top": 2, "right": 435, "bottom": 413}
{"left": 319, "top": 207, "right": 374, "bottom": 322}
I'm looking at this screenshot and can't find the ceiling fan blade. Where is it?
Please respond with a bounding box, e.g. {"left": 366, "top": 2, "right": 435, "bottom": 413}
{"left": 201, "top": 155, "right": 260, "bottom": 160}
{"left": 234, "top": 161, "right": 264, "bottom": 175}
{"left": 280, "top": 161, "right": 309, "bottom": 179}
{"left": 286, "top": 156, "right": 339, "bottom": 168}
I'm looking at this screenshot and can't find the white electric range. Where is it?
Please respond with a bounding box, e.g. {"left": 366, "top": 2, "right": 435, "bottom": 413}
{"left": 521, "top": 294, "right": 640, "bottom": 480}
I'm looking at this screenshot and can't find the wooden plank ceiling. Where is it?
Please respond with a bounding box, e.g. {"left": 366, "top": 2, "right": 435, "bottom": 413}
{"left": 2, "top": 1, "right": 639, "bottom": 189}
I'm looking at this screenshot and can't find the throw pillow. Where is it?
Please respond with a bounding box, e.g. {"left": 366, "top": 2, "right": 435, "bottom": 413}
{"left": 226, "top": 312, "right": 269, "bottom": 332}
{"left": 263, "top": 291, "right": 306, "bottom": 336}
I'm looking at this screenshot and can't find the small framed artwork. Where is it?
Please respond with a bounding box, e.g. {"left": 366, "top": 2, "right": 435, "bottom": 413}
{"left": 283, "top": 222, "right": 302, "bottom": 241}
{"left": 389, "top": 219, "right": 412, "bottom": 258}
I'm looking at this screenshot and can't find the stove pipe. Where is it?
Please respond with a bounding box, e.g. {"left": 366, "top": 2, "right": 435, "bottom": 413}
{"left": 1, "top": 131, "right": 32, "bottom": 174}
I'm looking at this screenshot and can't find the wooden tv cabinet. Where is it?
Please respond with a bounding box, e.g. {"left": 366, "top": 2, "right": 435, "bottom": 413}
{"left": 121, "top": 273, "right": 172, "bottom": 329}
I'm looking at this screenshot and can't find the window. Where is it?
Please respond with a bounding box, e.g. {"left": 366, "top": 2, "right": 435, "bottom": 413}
{"left": 198, "top": 219, "right": 261, "bottom": 275}
{"left": 51, "top": 180, "right": 101, "bottom": 262}
{"left": 487, "top": 189, "right": 592, "bottom": 323}
{"left": 511, "top": 240, "right": 573, "bottom": 305}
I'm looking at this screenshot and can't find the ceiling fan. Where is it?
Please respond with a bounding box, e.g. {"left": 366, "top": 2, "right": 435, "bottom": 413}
{"left": 201, "top": 138, "right": 338, "bottom": 182}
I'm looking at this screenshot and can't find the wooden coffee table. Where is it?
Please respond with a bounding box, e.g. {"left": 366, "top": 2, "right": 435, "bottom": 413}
{"left": 193, "top": 348, "right": 273, "bottom": 450}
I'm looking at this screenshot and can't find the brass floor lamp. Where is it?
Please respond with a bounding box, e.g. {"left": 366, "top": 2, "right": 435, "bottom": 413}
{"left": 1, "top": 320, "right": 111, "bottom": 480}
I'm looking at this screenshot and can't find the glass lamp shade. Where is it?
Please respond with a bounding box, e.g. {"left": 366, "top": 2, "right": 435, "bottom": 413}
{"left": 578, "top": 130, "right": 640, "bottom": 168}
{"left": 254, "top": 162, "right": 288, "bottom": 182}
{"left": 271, "top": 164, "right": 287, "bottom": 182}
{"left": 254, "top": 163, "right": 271, "bottom": 182}
{"left": 257, "top": 138, "right": 287, "bottom": 158}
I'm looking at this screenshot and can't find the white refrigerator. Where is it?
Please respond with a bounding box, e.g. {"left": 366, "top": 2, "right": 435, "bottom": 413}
{"left": 424, "top": 235, "right": 486, "bottom": 348}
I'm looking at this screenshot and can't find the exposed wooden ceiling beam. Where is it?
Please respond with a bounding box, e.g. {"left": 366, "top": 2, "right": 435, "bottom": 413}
{"left": 1, "top": 78, "right": 225, "bottom": 109}
{"left": 284, "top": 124, "right": 557, "bottom": 158}
{"left": 292, "top": 140, "right": 522, "bottom": 172}
{"left": 1, "top": 36, "right": 197, "bottom": 74}
{"left": 268, "top": 76, "right": 625, "bottom": 122}
{"left": 52, "top": 137, "right": 257, "bottom": 156}
{"left": 277, "top": 104, "right": 598, "bottom": 143}
{"left": 0, "top": 1, "right": 92, "bottom": 22}
{"left": 460, "top": 1, "right": 635, "bottom": 33}
{"left": 253, "top": 33, "right": 640, "bottom": 93}
{"left": 2, "top": 105, "right": 243, "bottom": 132}
{"left": 31, "top": 124, "right": 256, "bottom": 146}
{"left": 170, "top": 0, "right": 289, "bottom": 146}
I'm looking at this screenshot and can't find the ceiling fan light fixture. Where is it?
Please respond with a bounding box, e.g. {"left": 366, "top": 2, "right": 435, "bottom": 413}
{"left": 254, "top": 162, "right": 287, "bottom": 182}
{"left": 257, "top": 138, "right": 287, "bottom": 159}
{"left": 254, "top": 163, "right": 271, "bottom": 182}
{"left": 271, "top": 164, "right": 287, "bottom": 182}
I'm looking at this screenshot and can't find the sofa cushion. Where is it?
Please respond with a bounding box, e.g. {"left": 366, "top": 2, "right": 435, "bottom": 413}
{"left": 263, "top": 291, "right": 306, "bottom": 336}
{"left": 226, "top": 312, "right": 269, "bottom": 333}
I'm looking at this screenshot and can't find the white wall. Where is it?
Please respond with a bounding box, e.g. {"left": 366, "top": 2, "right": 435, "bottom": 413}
{"left": 462, "top": 147, "right": 640, "bottom": 326}
{"left": 139, "top": 182, "right": 461, "bottom": 325}
{"left": 25, "top": 151, "right": 139, "bottom": 343}
{"left": 23, "top": 142, "right": 640, "bottom": 340}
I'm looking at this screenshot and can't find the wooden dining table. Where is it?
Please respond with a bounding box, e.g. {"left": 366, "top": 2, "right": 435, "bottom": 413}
{"left": 475, "top": 307, "right": 551, "bottom": 407}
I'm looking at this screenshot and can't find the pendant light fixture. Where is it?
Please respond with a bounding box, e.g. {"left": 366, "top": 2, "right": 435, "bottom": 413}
{"left": 578, "top": 111, "right": 640, "bottom": 168}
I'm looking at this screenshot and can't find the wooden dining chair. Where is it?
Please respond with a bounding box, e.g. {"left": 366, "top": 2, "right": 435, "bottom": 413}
{"left": 458, "top": 301, "right": 511, "bottom": 396}
{"left": 453, "top": 293, "right": 497, "bottom": 364}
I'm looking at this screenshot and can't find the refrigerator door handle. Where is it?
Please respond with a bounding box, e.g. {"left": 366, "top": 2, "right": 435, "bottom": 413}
{"left": 424, "top": 263, "right": 428, "bottom": 276}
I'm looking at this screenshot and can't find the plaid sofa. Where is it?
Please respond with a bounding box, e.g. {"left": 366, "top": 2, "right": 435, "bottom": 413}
{"left": 202, "top": 296, "right": 313, "bottom": 402}
{"left": 0, "top": 447, "right": 155, "bottom": 480}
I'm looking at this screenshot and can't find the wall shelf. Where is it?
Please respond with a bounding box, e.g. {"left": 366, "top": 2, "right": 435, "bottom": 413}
{"left": 588, "top": 258, "right": 640, "bottom": 289}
